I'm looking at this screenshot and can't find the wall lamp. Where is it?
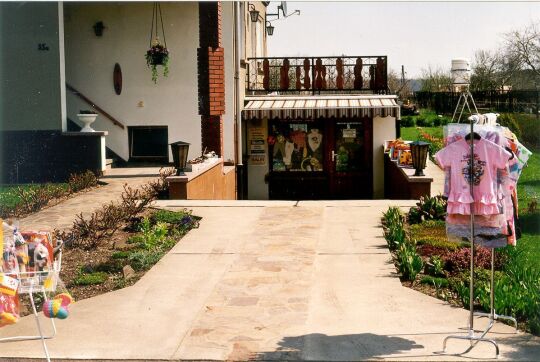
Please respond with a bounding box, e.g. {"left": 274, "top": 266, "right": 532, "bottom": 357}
{"left": 266, "top": 21, "right": 274, "bottom": 36}
{"left": 93, "top": 21, "right": 105, "bottom": 37}
{"left": 248, "top": 3, "right": 260, "bottom": 23}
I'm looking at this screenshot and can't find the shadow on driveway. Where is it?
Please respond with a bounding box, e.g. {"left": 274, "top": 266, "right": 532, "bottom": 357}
{"left": 253, "top": 332, "right": 423, "bottom": 361}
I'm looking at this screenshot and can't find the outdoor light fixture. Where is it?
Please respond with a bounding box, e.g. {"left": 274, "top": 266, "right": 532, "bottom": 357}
{"left": 266, "top": 21, "right": 274, "bottom": 36}
{"left": 170, "top": 141, "right": 190, "bottom": 176}
{"left": 93, "top": 21, "right": 105, "bottom": 37}
{"left": 248, "top": 3, "right": 260, "bottom": 23}
{"left": 410, "top": 140, "right": 430, "bottom": 176}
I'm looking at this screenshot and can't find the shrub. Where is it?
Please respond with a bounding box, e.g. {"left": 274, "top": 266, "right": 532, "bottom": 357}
{"left": 498, "top": 113, "right": 522, "bottom": 139}
{"left": 400, "top": 116, "right": 415, "bottom": 127}
{"left": 396, "top": 242, "right": 424, "bottom": 281}
{"left": 65, "top": 184, "right": 157, "bottom": 249}
{"left": 147, "top": 167, "right": 176, "bottom": 199}
{"left": 128, "top": 249, "right": 165, "bottom": 271}
{"left": 425, "top": 255, "right": 445, "bottom": 276}
{"left": 443, "top": 247, "right": 500, "bottom": 272}
{"left": 416, "top": 117, "right": 434, "bottom": 127}
{"left": 151, "top": 209, "right": 200, "bottom": 233}
{"left": 382, "top": 206, "right": 405, "bottom": 229}
{"left": 73, "top": 271, "right": 108, "bottom": 286}
{"left": 420, "top": 275, "right": 449, "bottom": 288}
{"left": 407, "top": 195, "right": 447, "bottom": 224}
{"left": 68, "top": 170, "right": 98, "bottom": 193}
{"left": 384, "top": 224, "right": 408, "bottom": 251}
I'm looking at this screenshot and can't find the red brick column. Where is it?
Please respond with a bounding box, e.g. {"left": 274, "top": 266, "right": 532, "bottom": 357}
{"left": 198, "top": 2, "right": 225, "bottom": 157}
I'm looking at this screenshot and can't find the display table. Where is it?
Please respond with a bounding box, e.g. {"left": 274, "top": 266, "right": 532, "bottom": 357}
{"left": 384, "top": 153, "right": 433, "bottom": 199}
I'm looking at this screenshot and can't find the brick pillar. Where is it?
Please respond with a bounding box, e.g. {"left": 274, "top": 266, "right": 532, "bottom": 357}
{"left": 198, "top": 2, "right": 225, "bottom": 157}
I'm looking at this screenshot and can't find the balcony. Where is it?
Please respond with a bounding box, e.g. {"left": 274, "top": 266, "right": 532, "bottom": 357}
{"left": 245, "top": 56, "right": 388, "bottom": 95}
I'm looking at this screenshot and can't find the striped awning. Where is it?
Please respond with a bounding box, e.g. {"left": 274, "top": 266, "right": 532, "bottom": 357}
{"left": 243, "top": 95, "right": 400, "bottom": 120}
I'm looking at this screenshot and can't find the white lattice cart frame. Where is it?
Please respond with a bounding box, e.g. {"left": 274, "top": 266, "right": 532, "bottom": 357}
{"left": 0, "top": 249, "right": 62, "bottom": 362}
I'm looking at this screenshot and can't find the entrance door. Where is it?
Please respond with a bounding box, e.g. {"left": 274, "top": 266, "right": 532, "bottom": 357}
{"left": 327, "top": 118, "right": 373, "bottom": 199}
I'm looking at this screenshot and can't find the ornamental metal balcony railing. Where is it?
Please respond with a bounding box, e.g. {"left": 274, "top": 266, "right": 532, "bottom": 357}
{"left": 245, "top": 56, "right": 388, "bottom": 95}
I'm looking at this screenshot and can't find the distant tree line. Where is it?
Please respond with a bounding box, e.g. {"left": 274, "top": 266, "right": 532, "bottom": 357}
{"left": 419, "top": 21, "right": 540, "bottom": 92}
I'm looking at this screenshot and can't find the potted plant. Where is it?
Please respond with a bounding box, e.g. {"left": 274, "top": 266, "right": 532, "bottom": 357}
{"left": 77, "top": 110, "right": 98, "bottom": 132}
{"left": 145, "top": 37, "right": 169, "bottom": 83}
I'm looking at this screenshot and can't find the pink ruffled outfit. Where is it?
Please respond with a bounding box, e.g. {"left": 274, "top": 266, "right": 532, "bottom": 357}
{"left": 435, "top": 138, "right": 511, "bottom": 215}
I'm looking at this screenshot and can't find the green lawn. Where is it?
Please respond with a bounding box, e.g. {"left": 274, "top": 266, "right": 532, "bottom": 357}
{"left": 515, "top": 148, "right": 540, "bottom": 268}
{"left": 400, "top": 126, "right": 443, "bottom": 141}
{"left": 0, "top": 183, "right": 69, "bottom": 217}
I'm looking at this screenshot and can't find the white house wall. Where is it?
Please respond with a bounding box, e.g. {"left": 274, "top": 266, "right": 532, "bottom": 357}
{"left": 64, "top": 2, "right": 200, "bottom": 161}
{"left": 373, "top": 115, "right": 396, "bottom": 198}
{"left": 221, "top": 2, "right": 234, "bottom": 163}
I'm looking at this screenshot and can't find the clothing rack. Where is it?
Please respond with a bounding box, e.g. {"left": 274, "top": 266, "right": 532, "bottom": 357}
{"left": 442, "top": 118, "right": 518, "bottom": 358}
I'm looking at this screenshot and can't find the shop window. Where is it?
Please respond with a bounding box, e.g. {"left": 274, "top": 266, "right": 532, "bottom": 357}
{"left": 268, "top": 121, "right": 324, "bottom": 172}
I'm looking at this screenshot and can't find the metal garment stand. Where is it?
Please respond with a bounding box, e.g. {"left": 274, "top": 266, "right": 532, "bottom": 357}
{"left": 442, "top": 118, "right": 500, "bottom": 357}
{"left": 473, "top": 237, "right": 518, "bottom": 332}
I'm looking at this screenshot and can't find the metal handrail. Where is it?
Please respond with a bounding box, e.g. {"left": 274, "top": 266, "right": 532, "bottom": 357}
{"left": 66, "top": 83, "right": 125, "bottom": 129}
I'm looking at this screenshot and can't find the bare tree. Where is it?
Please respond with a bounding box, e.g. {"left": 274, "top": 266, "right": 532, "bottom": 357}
{"left": 471, "top": 49, "right": 519, "bottom": 90}
{"left": 505, "top": 21, "right": 540, "bottom": 79}
{"left": 420, "top": 66, "right": 452, "bottom": 92}
{"left": 387, "top": 69, "right": 412, "bottom": 99}
{"left": 471, "top": 50, "right": 500, "bottom": 90}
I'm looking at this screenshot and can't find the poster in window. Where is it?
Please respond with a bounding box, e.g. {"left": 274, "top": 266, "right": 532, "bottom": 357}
{"left": 249, "top": 127, "right": 267, "bottom": 165}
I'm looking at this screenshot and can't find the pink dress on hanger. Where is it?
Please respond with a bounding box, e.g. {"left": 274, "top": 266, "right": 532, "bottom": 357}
{"left": 435, "top": 138, "right": 511, "bottom": 215}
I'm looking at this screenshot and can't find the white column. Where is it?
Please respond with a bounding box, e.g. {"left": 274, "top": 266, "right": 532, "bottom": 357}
{"left": 58, "top": 2, "right": 67, "bottom": 131}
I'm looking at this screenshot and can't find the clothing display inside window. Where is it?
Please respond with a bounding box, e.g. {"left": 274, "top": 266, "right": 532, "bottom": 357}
{"left": 268, "top": 121, "right": 324, "bottom": 172}
{"left": 435, "top": 123, "right": 531, "bottom": 248}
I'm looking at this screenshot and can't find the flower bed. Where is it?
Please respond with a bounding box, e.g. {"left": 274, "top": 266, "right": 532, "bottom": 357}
{"left": 382, "top": 200, "right": 540, "bottom": 335}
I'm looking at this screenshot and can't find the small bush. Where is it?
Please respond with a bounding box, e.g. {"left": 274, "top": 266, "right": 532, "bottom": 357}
{"left": 396, "top": 242, "right": 424, "bottom": 281}
{"left": 385, "top": 225, "right": 408, "bottom": 251}
{"left": 443, "top": 247, "right": 501, "bottom": 272}
{"left": 112, "top": 251, "right": 130, "bottom": 259}
{"left": 424, "top": 255, "right": 445, "bottom": 276}
{"left": 498, "top": 113, "right": 522, "bottom": 139}
{"left": 416, "top": 117, "right": 434, "bottom": 127}
{"left": 73, "top": 271, "right": 108, "bottom": 286}
{"left": 68, "top": 170, "right": 98, "bottom": 193}
{"left": 128, "top": 249, "right": 165, "bottom": 271}
{"left": 420, "top": 275, "right": 449, "bottom": 288}
{"left": 382, "top": 206, "right": 405, "bottom": 228}
{"left": 407, "top": 195, "right": 447, "bottom": 224}
{"left": 400, "top": 116, "right": 415, "bottom": 127}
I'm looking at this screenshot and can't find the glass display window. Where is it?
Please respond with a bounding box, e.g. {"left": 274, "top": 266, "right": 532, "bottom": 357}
{"left": 268, "top": 121, "right": 324, "bottom": 172}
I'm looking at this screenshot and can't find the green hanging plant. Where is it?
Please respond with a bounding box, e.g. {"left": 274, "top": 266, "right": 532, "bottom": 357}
{"left": 146, "top": 3, "right": 169, "bottom": 84}
{"left": 146, "top": 38, "right": 169, "bottom": 83}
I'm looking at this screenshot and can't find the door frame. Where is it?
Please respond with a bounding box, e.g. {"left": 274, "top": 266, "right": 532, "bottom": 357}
{"left": 325, "top": 116, "right": 373, "bottom": 198}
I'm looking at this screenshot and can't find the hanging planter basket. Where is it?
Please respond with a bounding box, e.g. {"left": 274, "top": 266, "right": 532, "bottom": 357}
{"left": 146, "top": 3, "right": 170, "bottom": 83}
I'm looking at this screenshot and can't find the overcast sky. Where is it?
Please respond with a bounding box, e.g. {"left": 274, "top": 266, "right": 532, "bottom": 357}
{"left": 266, "top": 1, "right": 540, "bottom": 78}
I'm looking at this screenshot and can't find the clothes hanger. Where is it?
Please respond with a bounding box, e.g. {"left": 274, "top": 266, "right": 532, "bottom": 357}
{"left": 464, "top": 131, "right": 481, "bottom": 140}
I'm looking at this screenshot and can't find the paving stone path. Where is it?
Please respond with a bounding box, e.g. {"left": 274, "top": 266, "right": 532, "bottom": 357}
{"left": 17, "top": 168, "right": 161, "bottom": 232}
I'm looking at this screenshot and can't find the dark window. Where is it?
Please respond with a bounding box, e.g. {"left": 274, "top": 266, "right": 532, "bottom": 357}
{"left": 128, "top": 126, "right": 168, "bottom": 161}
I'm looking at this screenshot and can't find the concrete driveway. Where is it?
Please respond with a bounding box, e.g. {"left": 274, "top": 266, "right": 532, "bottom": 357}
{"left": 1, "top": 200, "right": 539, "bottom": 361}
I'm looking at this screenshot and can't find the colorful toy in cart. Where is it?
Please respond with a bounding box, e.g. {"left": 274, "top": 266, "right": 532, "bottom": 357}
{"left": 0, "top": 274, "right": 20, "bottom": 327}
{"left": 43, "top": 293, "right": 73, "bottom": 319}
